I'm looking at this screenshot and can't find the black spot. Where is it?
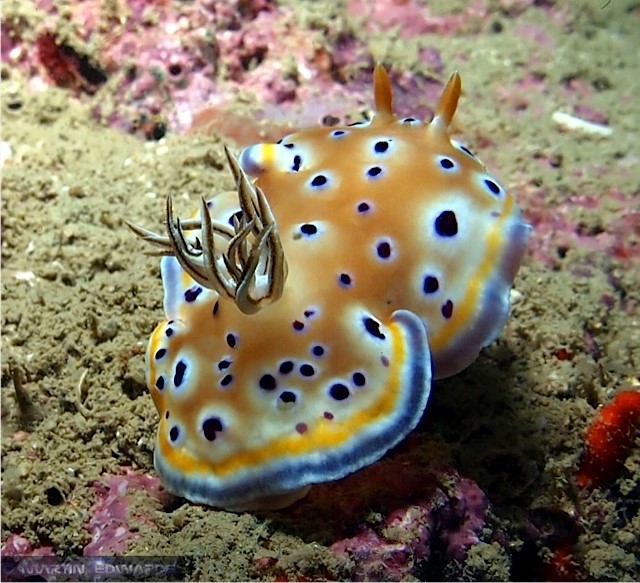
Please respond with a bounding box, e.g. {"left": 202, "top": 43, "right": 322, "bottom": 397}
{"left": 331, "top": 130, "right": 346, "bottom": 137}
{"left": 300, "top": 364, "right": 315, "bottom": 377}
{"left": 459, "top": 144, "right": 474, "bottom": 156}
{"left": 352, "top": 372, "right": 366, "bottom": 387}
{"left": 226, "top": 333, "right": 237, "bottom": 348}
{"left": 165, "top": 410, "right": 170, "bottom": 419}
{"left": 213, "top": 301, "right": 220, "bottom": 316}
{"left": 363, "top": 317, "right": 385, "bottom": 340}
{"left": 220, "top": 374, "right": 233, "bottom": 387}
{"left": 367, "top": 166, "right": 383, "bottom": 178}
{"left": 259, "top": 374, "right": 277, "bottom": 391}
{"left": 184, "top": 286, "right": 203, "bottom": 303}
{"left": 339, "top": 273, "right": 352, "bottom": 287}
{"left": 304, "top": 309, "right": 316, "bottom": 318}
{"left": 174, "top": 360, "right": 187, "bottom": 387}
{"left": 279, "top": 360, "right": 294, "bottom": 375}
{"left": 228, "top": 210, "right": 243, "bottom": 226}
{"left": 155, "top": 348, "right": 167, "bottom": 360}
{"left": 300, "top": 223, "right": 317, "bottom": 235}
{"left": 165, "top": 328, "right": 174, "bottom": 337}
{"left": 402, "top": 117, "right": 416, "bottom": 123}
{"left": 329, "top": 383, "right": 350, "bottom": 401}
{"left": 357, "top": 201, "right": 371, "bottom": 213}
{"left": 280, "top": 391, "right": 297, "bottom": 403}
{"left": 292, "top": 155, "right": 302, "bottom": 172}
{"left": 169, "top": 426, "right": 180, "bottom": 442}
{"left": 312, "top": 345, "right": 325, "bottom": 357}
{"left": 377, "top": 241, "right": 392, "bottom": 259}
{"left": 439, "top": 157, "right": 455, "bottom": 170}
{"left": 423, "top": 275, "right": 439, "bottom": 294}
{"left": 484, "top": 178, "right": 501, "bottom": 195}
{"left": 374, "top": 141, "right": 389, "bottom": 153}
{"left": 277, "top": 139, "right": 283, "bottom": 144}
{"left": 293, "top": 320, "right": 304, "bottom": 331}
{"left": 217, "top": 359, "right": 231, "bottom": 371}
{"left": 202, "top": 417, "right": 224, "bottom": 441}
{"left": 284, "top": 143, "right": 295, "bottom": 149}
{"left": 348, "top": 121, "right": 366, "bottom": 127}
{"left": 311, "top": 175, "right": 327, "bottom": 187}
{"left": 441, "top": 300, "right": 454, "bottom": 319}
{"left": 434, "top": 210, "right": 458, "bottom": 237}
{"left": 155, "top": 376, "right": 165, "bottom": 390}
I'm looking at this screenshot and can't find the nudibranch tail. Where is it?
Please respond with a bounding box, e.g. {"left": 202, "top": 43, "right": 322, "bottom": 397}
{"left": 148, "top": 308, "right": 432, "bottom": 511}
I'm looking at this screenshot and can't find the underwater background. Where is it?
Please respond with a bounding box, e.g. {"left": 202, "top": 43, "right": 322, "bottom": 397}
{"left": 1, "top": 0, "right": 639, "bottom": 580}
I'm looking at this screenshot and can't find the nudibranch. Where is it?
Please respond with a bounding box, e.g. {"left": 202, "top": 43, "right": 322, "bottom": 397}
{"left": 129, "top": 66, "right": 531, "bottom": 511}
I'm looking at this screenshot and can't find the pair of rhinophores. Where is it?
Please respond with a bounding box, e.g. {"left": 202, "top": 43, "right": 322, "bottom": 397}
{"left": 129, "top": 65, "right": 531, "bottom": 511}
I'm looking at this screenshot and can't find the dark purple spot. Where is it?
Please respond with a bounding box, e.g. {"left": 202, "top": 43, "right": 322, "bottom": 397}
{"left": 280, "top": 391, "right": 296, "bottom": 403}
{"left": 423, "top": 275, "right": 439, "bottom": 294}
{"left": 228, "top": 210, "right": 243, "bottom": 226}
{"left": 329, "top": 383, "right": 350, "bottom": 401}
{"left": 226, "top": 333, "right": 237, "bottom": 348}
{"left": 295, "top": 422, "right": 308, "bottom": 435}
{"left": 339, "top": 273, "right": 352, "bottom": 287}
{"left": 374, "top": 141, "right": 389, "bottom": 153}
{"left": 259, "top": 374, "right": 277, "bottom": 391}
{"left": 174, "top": 360, "right": 187, "bottom": 387}
{"left": 311, "top": 175, "right": 327, "bottom": 187}
{"left": 293, "top": 320, "right": 304, "bottom": 331}
{"left": 300, "top": 364, "right": 315, "bottom": 377}
{"left": 439, "top": 157, "right": 455, "bottom": 170}
{"left": 218, "top": 359, "right": 231, "bottom": 371}
{"left": 220, "top": 374, "right": 233, "bottom": 387}
{"left": 357, "top": 201, "right": 371, "bottom": 214}
{"left": 165, "top": 328, "right": 174, "bottom": 337}
{"left": 312, "top": 345, "right": 325, "bottom": 357}
{"left": 169, "top": 426, "right": 180, "bottom": 442}
{"left": 185, "top": 286, "right": 203, "bottom": 303}
{"left": 202, "top": 417, "right": 224, "bottom": 441}
{"left": 381, "top": 355, "right": 390, "bottom": 367}
{"left": 352, "top": 372, "right": 366, "bottom": 387}
{"left": 213, "top": 301, "right": 220, "bottom": 316}
{"left": 323, "top": 411, "right": 334, "bottom": 420}
{"left": 367, "top": 166, "right": 383, "bottom": 178}
{"left": 292, "top": 155, "right": 302, "bottom": 172}
{"left": 434, "top": 210, "right": 458, "bottom": 237}
{"left": 304, "top": 309, "right": 316, "bottom": 318}
{"left": 441, "top": 300, "right": 454, "bottom": 319}
{"left": 300, "top": 223, "right": 317, "bottom": 236}
{"left": 484, "top": 178, "right": 501, "bottom": 195}
{"left": 155, "top": 348, "right": 167, "bottom": 360}
{"left": 331, "top": 130, "right": 346, "bottom": 137}
{"left": 363, "top": 317, "right": 385, "bottom": 340}
{"left": 155, "top": 376, "right": 165, "bottom": 390}
{"left": 279, "top": 360, "right": 294, "bottom": 375}
{"left": 377, "top": 241, "right": 391, "bottom": 259}
{"left": 284, "top": 143, "right": 294, "bottom": 149}
{"left": 459, "top": 144, "right": 474, "bottom": 156}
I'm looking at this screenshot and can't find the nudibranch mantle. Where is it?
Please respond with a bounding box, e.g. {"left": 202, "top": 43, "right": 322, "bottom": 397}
{"left": 130, "top": 66, "right": 531, "bottom": 511}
